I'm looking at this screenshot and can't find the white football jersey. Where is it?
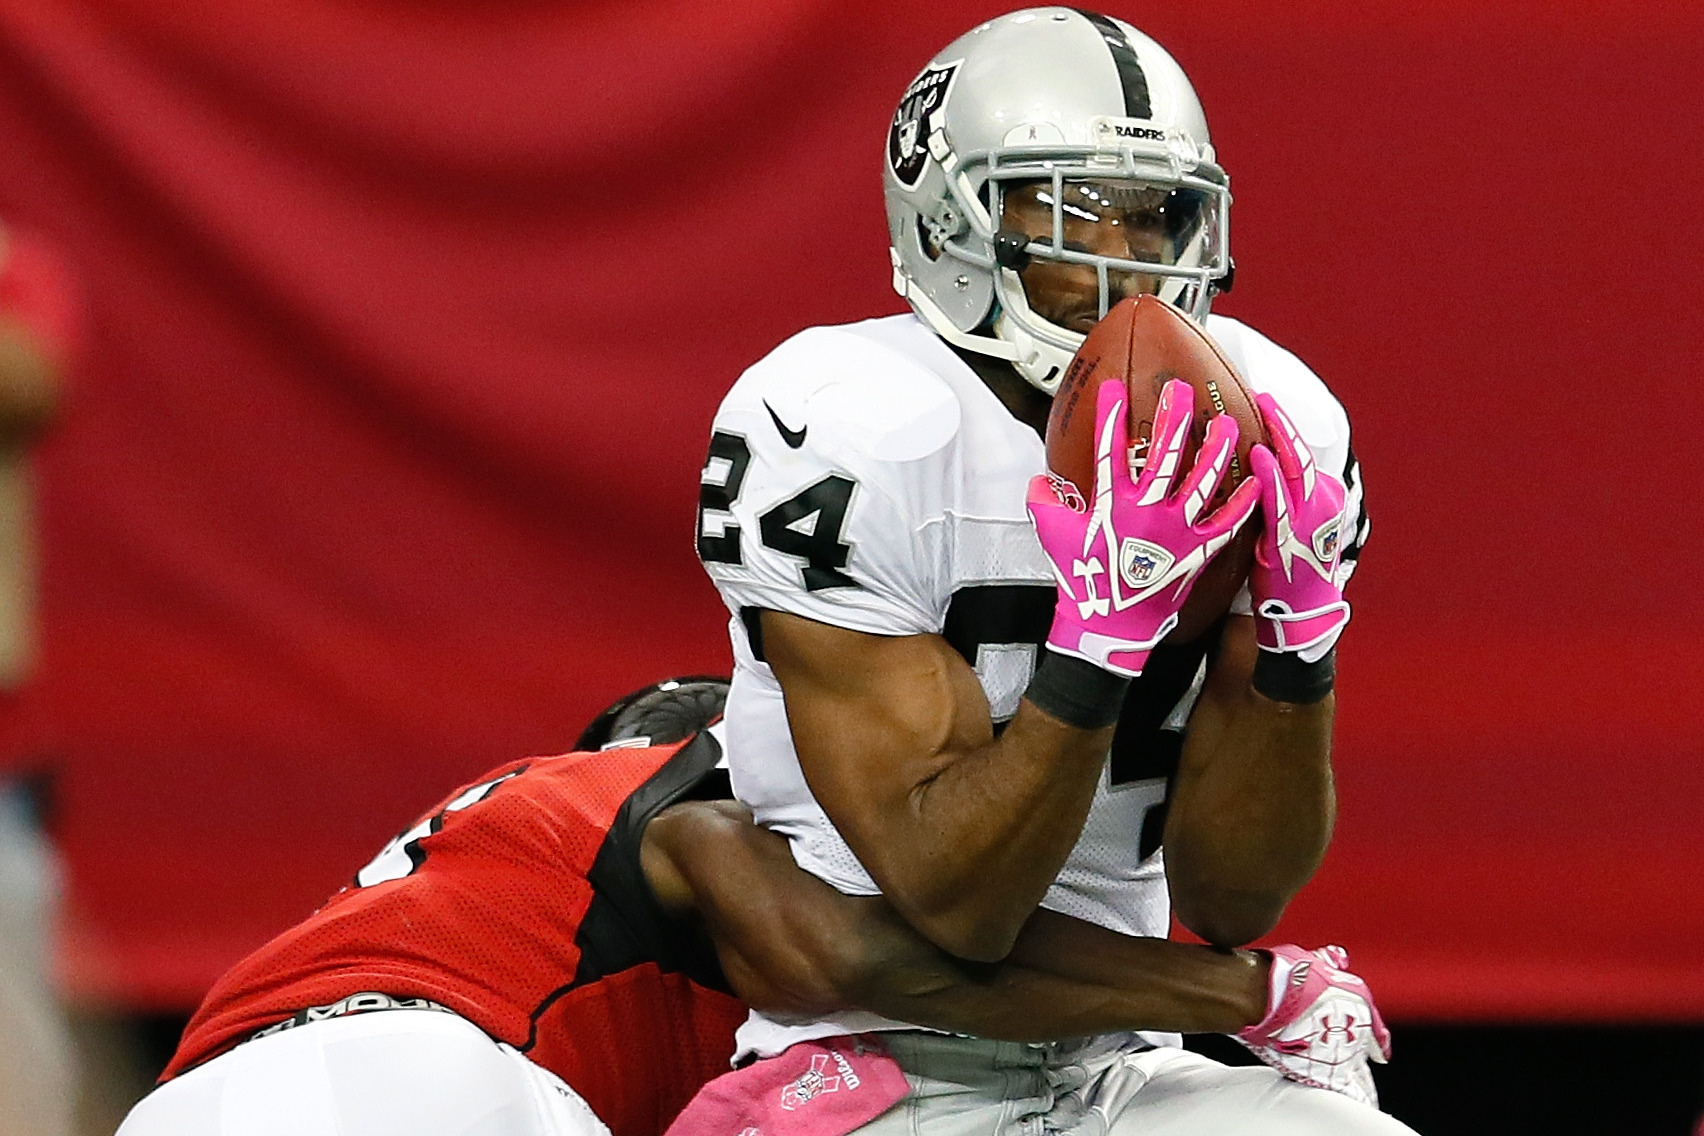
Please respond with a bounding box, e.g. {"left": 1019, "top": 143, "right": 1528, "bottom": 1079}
{"left": 696, "top": 312, "right": 1366, "bottom": 1057}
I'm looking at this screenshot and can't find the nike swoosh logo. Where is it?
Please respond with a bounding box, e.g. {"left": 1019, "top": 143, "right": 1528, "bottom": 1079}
{"left": 764, "top": 401, "right": 807, "bottom": 448}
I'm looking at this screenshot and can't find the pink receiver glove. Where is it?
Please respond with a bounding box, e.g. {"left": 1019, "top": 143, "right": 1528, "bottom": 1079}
{"left": 1027, "top": 379, "right": 1259, "bottom": 678}
{"left": 1249, "top": 393, "right": 1352, "bottom": 662}
{"left": 1237, "top": 944, "right": 1393, "bottom": 1109}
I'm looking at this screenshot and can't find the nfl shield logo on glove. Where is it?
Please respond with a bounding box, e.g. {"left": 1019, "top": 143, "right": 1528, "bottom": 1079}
{"left": 1312, "top": 519, "right": 1341, "bottom": 565}
{"left": 1118, "top": 537, "right": 1174, "bottom": 590}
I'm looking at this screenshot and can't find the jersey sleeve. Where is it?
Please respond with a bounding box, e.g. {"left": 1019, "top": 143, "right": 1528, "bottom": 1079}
{"left": 697, "top": 326, "right": 964, "bottom": 638}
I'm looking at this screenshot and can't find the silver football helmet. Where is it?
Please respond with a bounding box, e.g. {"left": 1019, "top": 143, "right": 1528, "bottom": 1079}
{"left": 884, "top": 8, "right": 1232, "bottom": 394}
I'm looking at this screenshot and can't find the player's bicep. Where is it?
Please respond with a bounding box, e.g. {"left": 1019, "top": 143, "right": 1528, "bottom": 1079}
{"left": 760, "top": 610, "right": 994, "bottom": 877}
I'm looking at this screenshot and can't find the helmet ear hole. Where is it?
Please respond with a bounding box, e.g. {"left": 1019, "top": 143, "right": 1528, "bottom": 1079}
{"left": 915, "top": 215, "right": 943, "bottom": 262}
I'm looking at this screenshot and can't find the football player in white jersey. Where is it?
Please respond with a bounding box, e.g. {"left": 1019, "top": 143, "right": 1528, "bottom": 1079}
{"left": 694, "top": 8, "right": 1407, "bottom": 1135}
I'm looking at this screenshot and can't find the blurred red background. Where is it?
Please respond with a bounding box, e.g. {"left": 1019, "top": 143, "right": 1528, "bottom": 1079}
{"left": 0, "top": 0, "right": 1699, "bottom": 1018}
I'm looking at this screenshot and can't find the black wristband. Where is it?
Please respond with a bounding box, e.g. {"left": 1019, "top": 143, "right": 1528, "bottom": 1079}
{"left": 1252, "top": 647, "right": 1336, "bottom": 705}
{"left": 1023, "top": 650, "right": 1131, "bottom": 730}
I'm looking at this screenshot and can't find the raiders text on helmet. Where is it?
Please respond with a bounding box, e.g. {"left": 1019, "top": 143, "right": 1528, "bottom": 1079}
{"left": 883, "top": 8, "right": 1232, "bottom": 394}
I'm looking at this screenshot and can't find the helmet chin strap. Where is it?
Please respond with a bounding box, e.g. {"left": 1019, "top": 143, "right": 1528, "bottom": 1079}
{"left": 989, "top": 265, "right": 1085, "bottom": 396}
{"left": 892, "top": 250, "right": 1066, "bottom": 396}
{"left": 891, "top": 246, "right": 1213, "bottom": 399}
{"left": 990, "top": 309, "right": 1073, "bottom": 395}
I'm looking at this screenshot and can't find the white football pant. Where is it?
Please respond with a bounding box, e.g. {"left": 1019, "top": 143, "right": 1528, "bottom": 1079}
{"left": 850, "top": 1032, "right": 1419, "bottom": 1135}
{"left": 115, "top": 1009, "right": 610, "bottom": 1136}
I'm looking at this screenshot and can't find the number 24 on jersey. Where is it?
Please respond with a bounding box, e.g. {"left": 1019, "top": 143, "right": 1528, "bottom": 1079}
{"left": 696, "top": 430, "right": 859, "bottom": 592}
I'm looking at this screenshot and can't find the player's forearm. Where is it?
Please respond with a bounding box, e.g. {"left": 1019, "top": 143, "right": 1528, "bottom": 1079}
{"left": 1163, "top": 682, "right": 1336, "bottom": 946}
{"left": 840, "top": 906, "right": 1267, "bottom": 1038}
{"left": 886, "top": 699, "right": 1114, "bottom": 961}
{"left": 988, "top": 909, "right": 1267, "bottom": 1035}
{"left": 664, "top": 801, "right": 1270, "bottom": 1035}
{"left": 1161, "top": 385, "right": 1360, "bottom": 947}
{"left": 728, "top": 880, "right": 1270, "bottom": 1038}
{"left": 765, "top": 611, "right": 1115, "bottom": 963}
{"left": 864, "top": 957, "right": 1264, "bottom": 1041}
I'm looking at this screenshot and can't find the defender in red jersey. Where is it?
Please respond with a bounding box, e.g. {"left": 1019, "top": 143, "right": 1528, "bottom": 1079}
{"left": 159, "top": 733, "right": 743, "bottom": 1136}
{"left": 117, "top": 679, "right": 1384, "bottom": 1136}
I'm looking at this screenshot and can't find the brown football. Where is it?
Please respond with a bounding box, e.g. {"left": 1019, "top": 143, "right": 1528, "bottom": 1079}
{"left": 1044, "top": 295, "right": 1268, "bottom": 644}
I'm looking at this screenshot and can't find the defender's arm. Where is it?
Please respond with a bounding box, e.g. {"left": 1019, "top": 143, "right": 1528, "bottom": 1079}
{"left": 643, "top": 799, "right": 1266, "bottom": 1035}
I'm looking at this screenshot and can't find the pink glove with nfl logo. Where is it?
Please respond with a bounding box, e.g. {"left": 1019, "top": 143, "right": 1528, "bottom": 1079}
{"left": 1249, "top": 393, "right": 1352, "bottom": 663}
{"left": 1237, "top": 944, "right": 1392, "bottom": 1108}
{"left": 1027, "top": 379, "right": 1259, "bottom": 678}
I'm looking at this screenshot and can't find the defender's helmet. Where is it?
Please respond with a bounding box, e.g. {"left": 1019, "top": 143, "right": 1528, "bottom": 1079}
{"left": 574, "top": 676, "right": 730, "bottom": 751}
{"left": 884, "top": 8, "right": 1231, "bottom": 394}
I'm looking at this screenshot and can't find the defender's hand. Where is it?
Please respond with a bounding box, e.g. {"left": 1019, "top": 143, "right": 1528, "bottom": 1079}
{"left": 1249, "top": 393, "right": 1352, "bottom": 662}
{"left": 1236, "top": 944, "right": 1392, "bottom": 1108}
{"left": 1027, "top": 379, "right": 1258, "bottom": 678}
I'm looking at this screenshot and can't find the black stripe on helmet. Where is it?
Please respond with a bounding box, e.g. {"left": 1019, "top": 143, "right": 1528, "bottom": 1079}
{"left": 1074, "top": 9, "right": 1153, "bottom": 120}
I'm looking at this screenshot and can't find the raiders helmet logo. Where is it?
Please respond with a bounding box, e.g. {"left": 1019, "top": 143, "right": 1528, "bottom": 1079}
{"left": 888, "top": 62, "right": 960, "bottom": 189}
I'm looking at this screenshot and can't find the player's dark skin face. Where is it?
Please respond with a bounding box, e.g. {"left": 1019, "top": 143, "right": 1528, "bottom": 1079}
{"left": 1001, "top": 180, "right": 1172, "bottom": 334}
{"left": 963, "top": 181, "right": 1187, "bottom": 437}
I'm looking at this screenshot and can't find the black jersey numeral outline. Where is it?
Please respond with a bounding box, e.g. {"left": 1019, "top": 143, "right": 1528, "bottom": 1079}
{"left": 695, "top": 429, "right": 859, "bottom": 591}
{"left": 697, "top": 431, "right": 752, "bottom": 565}
{"left": 757, "top": 475, "right": 856, "bottom": 591}
{"left": 940, "top": 584, "right": 1053, "bottom": 725}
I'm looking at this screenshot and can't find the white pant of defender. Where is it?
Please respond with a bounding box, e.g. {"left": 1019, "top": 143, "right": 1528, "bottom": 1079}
{"left": 115, "top": 1009, "right": 610, "bottom": 1136}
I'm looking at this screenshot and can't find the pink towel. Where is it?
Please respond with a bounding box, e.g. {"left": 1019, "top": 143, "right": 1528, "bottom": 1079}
{"left": 665, "top": 1035, "right": 909, "bottom": 1136}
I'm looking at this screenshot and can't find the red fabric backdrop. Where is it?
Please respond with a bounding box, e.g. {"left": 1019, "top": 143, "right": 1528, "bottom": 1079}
{"left": 0, "top": 0, "right": 1699, "bottom": 1018}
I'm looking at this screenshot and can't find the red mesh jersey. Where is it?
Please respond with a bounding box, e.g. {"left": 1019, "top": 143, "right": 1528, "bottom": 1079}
{"left": 163, "top": 734, "right": 747, "bottom": 1136}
